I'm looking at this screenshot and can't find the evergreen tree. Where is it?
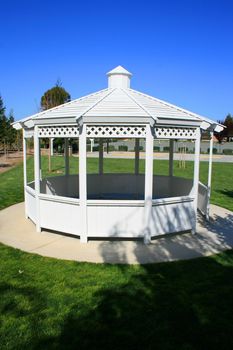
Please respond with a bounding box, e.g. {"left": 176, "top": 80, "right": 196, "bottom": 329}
{"left": 0, "top": 96, "right": 8, "bottom": 155}
{"left": 8, "top": 109, "right": 17, "bottom": 148}
{"left": 215, "top": 114, "right": 233, "bottom": 143}
{"left": 0, "top": 97, "right": 18, "bottom": 156}
{"left": 224, "top": 114, "right": 233, "bottom": 141}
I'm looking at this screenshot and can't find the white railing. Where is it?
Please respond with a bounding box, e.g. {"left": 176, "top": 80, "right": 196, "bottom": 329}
{"left": 198, "top": 181, "right": 209, "bottom": 216}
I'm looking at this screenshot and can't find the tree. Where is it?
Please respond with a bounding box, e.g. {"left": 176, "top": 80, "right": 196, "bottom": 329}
{"left": 41, "top": 80, "right": 71, "bottom": 110}
{"left": 7, "top": 109, "right": 17, "bottom": 148}
{"left": 0, "top": 96, "right": 8, "bottom": 157}
{"left": 215, "top": 114, "right": 233, "bottom": 143}
{"left": 40, "top": 81, "right": 71, "bottom": 171}
{"left": 224, "top": 114, "right": 233, "bottom": 141}
{"left": 16, "top": 129, "right": 23, "bottom": 153}
{"left": 0, "top": 97, "right": 20, "bottom": 157}
{"left": 0, "top": 96, "right": 6, "bottom": 137}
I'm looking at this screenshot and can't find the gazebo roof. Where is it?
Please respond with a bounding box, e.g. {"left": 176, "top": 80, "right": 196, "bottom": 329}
{"left": 13, "top": 66, "right": 223, "bottom": 132}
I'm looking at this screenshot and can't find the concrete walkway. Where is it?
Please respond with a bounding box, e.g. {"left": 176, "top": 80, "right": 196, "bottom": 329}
{"left": 0, "top": 202, "right": 233, "bottom": 264}
{"left": 85, "top": 151, "right": 233, "bottom": 163}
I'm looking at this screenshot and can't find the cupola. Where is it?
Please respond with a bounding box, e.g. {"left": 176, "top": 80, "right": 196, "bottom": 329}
{"left": 107, "top": 65, "right": 132, "bottom": 89}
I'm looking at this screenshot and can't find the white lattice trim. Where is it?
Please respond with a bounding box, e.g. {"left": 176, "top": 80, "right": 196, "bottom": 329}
{"left": 154, "top": 127, "right": 197, "bottom": 139}
{"left": 86, "top": 125, "right": 146, "bottom": 138}
{"left": 38, "top": 126, "right": 79, "bottom": 138}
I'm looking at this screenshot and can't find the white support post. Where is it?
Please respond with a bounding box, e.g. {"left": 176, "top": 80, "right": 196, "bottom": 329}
{"left": 79, "top": 125, "right": 88, "bottom": 243}
{"left": 90, "top": 139, "right": 94, "bottom": 153}
{"left": 39, "top": 146, "right": 42, "bottom": 181}
{"left": 23, "top": 131, "right": 28, "bottom": 219}
{"left": 169, "top": 139, "right": 174, "bottom": 177}
{"left": 134, "top": 138, "right": 140, "bottom": 175}
{"left": 65, "top": 138, "right": 69, "bottom": 176}
{"left": 99, "top": 139, "right": 104, "bottom": 175}
{"left": 144, "top": 125, "right": 154, "bottom": 244}
{"left": 23, "top": 134, "right": 27, "bottom": 188}
{"left": 206, "top": 131, "right": 214, "bottom": 220}
{"left": 34, "top": 126, "right": 41, "bottom": 232}
{"left": 50, "top": 138, "right": 54, "bottom": 156}
{"left": 192, "top": 128, "right": 201, "bottom": 234}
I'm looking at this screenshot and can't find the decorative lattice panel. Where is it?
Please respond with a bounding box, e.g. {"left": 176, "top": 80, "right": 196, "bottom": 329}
{"left": 86, "top": 125, "right": 146, "bottom": 138}
{"left": 154, "top": 127, "right": 197, "bottom": 139}
{"left": 38, "top": 126, "right": 79, "bottom": 138}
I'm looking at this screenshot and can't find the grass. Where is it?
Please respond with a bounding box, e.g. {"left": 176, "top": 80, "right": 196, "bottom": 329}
{"left": 0, "top": 155, "right": 233, "bottom": 211}
{"left": 0, "top": 156, "right": 233, "bottom": 349}
{"left": 0, "top": 244, "right": 233, "bottom": 349}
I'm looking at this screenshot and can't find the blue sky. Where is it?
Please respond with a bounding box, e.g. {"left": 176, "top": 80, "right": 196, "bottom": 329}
{"left": 1, "top": 0, "right": 233, "bottom": 121}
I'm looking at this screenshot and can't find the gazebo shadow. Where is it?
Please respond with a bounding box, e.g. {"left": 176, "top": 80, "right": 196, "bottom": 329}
{"left": 97, "top": 200, "right": 229, "bottom": 265}
{"left": 198, "top": 210, "right": 233, "bottom": 248}
{"left": 96, "top": 199, "right": 233, "bottom": 266}
{"left": 216, "top": 189, "right": 233, "bottom": 199}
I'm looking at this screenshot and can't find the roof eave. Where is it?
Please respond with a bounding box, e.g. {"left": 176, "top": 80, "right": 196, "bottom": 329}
{"left": 12, "top": 117, "right": 34, "bottom": 130}
{"left": 79, "top": 115, "right": 154, "bottom": 126}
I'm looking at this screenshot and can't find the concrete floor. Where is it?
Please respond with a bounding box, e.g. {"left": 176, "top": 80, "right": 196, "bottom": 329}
{"left": 0, "top": 202, "right": 233, "bottom": 264}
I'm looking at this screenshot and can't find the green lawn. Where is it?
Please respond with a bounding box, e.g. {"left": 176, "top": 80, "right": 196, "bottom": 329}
{"left": 0, "top": 155, "right": 232, "bottom": 211}
{"left": 0, "top": 244, "right": 233, "bottom": 349}
{"left": 0, "top": 157, "right": 233, "bottom": 349}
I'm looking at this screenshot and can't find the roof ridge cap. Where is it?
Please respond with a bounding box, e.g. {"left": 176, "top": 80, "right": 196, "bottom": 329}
{"left": 129, "top": 88, "right": 203, "bottom": 119}
{"left": 121, "top": 88, "right": 157, "bottom": 120}
{"left": 78, "top": 88, "right": 115, "bottom": 119}
{"left": 129, "top": 88, "right": 225, "bottom": 129}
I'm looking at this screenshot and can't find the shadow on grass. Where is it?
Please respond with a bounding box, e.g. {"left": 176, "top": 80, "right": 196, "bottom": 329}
{"left": 32, "top": 251, "right": 233, "bottom": 350}
{"left": 34, "top": 202, "right": 233, "bottom": 349}
{"left": 0, "top": 282, "right": 48, "bottom": 348}
{"left": 216, "top": 189, "right": 233, "bottom": 199}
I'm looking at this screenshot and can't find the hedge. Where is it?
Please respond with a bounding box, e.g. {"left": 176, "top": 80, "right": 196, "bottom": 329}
{"left": 223, "top": 149, "right": 233, "bottom": 155}
{"left": 207, "top": 148, "right": 218, "bottom": 154}
{"left": 134, "top": 146, "right": 144, "bottom": 151}
{"left": 108, "top": 145, "right": 115, "bottom": 152}
{"left": 118, "top": 145, "right": 128, "bottom": 151}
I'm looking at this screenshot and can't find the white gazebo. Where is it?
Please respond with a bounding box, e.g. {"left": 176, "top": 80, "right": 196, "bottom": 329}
{"left": 14, "top": 66, "right": 223, "bottom": 243}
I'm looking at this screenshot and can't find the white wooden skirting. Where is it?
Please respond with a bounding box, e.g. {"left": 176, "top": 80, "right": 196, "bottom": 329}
{"left": 24, "top": 182, "right": 195, "bottom": 239}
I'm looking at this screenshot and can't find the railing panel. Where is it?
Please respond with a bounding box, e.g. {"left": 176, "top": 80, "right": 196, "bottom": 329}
{"left": 198, "top": 182, "right": 208, "bottom": 216}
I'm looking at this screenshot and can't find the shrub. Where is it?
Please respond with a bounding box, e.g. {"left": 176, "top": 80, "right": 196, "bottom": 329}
{"left": 93, "top": 146, "right": 99, "bottom": 152}
{"left": 134, "top": 146, "right": 144, "bottom": 151}
{"left": 118, "top": 145, "right": 128, "bottom": 151}
{"left": 207, "top": 148, "right": 218, "bottom": 154}
{"left": 108, "top": 145, "right": 115, "bottom": 152}
{"left": 163, "top": 146, "right": 170, "bottom": 152}
{"left": 223, "top": 149, "right": 233, "bottom": 155}
{"left": 153, "top": 146, "right": 160, "bottom": 152}
{"left": 72, "top": 142, "right": 79, "bottom": 153}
